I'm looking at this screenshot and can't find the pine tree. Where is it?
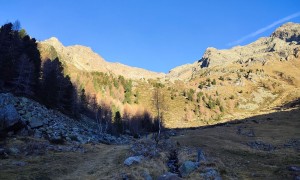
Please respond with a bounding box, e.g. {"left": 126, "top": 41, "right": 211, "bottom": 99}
{"left": 12, "top": 54, "right": 35, "bottom": 96}
{"left": 114, "top": 111, "right": 123, "bottom": 134}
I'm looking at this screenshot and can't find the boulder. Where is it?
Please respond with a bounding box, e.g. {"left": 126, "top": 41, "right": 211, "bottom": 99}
{"left": 49, "top": 133, "right": 65, "bottom": 144}
{"left": 124, "top": 155, "right": 143, "bottom": 166}
{"left": 143, "top": 171, "right": 152, "bottom": 180}
{"left": 8, "top": 147, "right": 20, "bottom": 155}
{"left": 0, "top": 104, "right": 21, "bottom": 127}
{"left": 157, "top": 172, "right": 182, "bottom": 180}
{"left": 288, "top": 166, "right": 300, "bottom": 172}
{"left": 0, "top": 104, "right": 23, "bottom": 136}
{"left": 29, "top": 118, "right": 43, "bottom": 129}
{"left": 200, "top": 168, "right": 222, "bottom": 180}
{"left": 0, "top": 93, "right": 15, "bottom": 106}
{"left": 197, "top": 149, "right": 206, "bottom": 162}
{"left": 12, "top": 161, "right": 27, "bottom": 166}
{"left": 178, "top": 161, "right": 198, "bottom": 178}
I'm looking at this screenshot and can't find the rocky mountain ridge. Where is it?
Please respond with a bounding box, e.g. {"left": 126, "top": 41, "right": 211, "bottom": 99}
{"left": 40, "top": 37, "right": 165, "bottom": 80}
{"left": 40, "top": 22, "right": 300, "bottom": 81}
{"left": 168, "top": 22, "right": 300, "bottom": 80}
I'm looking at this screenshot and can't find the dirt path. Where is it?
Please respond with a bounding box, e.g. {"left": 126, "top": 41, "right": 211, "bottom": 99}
{"left": 57, "top": 144, "right": 129, "bottom": 180}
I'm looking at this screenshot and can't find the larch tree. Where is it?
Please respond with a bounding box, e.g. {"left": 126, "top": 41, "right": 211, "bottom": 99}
{"left": 152, "top": 82, "right": 166, "bottom": 143}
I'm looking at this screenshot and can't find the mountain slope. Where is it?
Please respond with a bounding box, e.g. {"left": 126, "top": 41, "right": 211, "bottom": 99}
{"left": 168, "top": 22, "right": 300, "bottom": 80}
{"left": 38, "top": 22, "right": 300, "bottom": 129}
{"left": 39, "top": 37, "right": 165, "bottom": 80}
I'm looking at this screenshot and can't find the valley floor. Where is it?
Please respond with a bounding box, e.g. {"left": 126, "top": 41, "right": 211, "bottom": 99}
{"left": 1, "top": 105, "right": 299, "bottom": 180}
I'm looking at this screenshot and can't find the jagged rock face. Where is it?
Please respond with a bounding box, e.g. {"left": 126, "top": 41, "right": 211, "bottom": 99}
{"left": 271, "top": 22, "right": 300, "bottom": 42}
{"left": 167, "top": 63, "right": 199, "bottom": 81}
{"left": 39, "top": 38, "right": 165, "bottom": 80}
{"left": 197, "top": 22, "right": 300, "bottom": 69}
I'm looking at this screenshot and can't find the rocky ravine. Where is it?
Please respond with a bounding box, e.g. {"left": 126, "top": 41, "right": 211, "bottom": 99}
{"left": 0, "top": 93, "right": 129, "bottom": 145}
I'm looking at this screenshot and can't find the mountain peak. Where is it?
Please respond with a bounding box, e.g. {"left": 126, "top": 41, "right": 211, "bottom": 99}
{"left": 43, "top": 37, "right": 64, "bottom": 48}
{"left": 271, "top": 22, "right": 300, "bottom": 42}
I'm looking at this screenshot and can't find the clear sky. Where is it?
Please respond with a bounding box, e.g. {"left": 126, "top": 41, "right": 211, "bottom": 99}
{"left": 1, "top": 0, "right": 300, "bottom": 73}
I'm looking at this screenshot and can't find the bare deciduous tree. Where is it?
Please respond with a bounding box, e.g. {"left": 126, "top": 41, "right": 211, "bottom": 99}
{"left": 152, "top": 83, "right": 166, "bottom": 143}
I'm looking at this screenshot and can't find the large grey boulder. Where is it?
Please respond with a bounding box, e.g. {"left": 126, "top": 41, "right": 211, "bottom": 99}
{"left": 178, "top": 161, "right": 198, "bottom": 178}
{"left": 0, "top": 93, "right": 15, "bottom": 106}
{"left": 0, "top": 104, "right": 20, "bottom": 127}
{"left": 0, "top": 104, "right": 23, "bottom": 135}
{"left": 124, "top": 155, "right": 143, "bottom": 166}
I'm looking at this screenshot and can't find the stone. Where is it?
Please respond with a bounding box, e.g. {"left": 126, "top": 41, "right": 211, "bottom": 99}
{"left": 77, "top": 135, "right": 88, "bottom": 144}
{"left": 49, "top": 134, "right": 65, "bottom": 144}
{"left": 17, "top": 128, "right": 29, "bottom": 136}
{"left": 143, "top": 172, "right": 152, "bottom": 180}
{"left": 34, "top": 130, "right": 43, "bottom": 138}
{"left": 247, "top": 141, "right": 275, "bottom": 151}
{"left": 157, "top": 172, "right": 182, "bottom": 180}
{"left": 197, "top": 149, "right": 206, "bottom": 162}
{"left": 29, "top": 118, "right": 43, "bottom": 129}
{"left": 18, "top": 110, "right": 25, "bottom": 115}
{"left": 178, "top": 161, "right": 198, "bottom": 178}
{"left": 288, "top": 166, "right": 300, "bottom": 172}
{"left": 124, "top": 155, "right": 143, "bottom": 166}
{"left": 9, "top": 147, "right": 20, "bottom": 155}
{"left": 12, "top": 161, "right": 27, "bottom": 166}
{"left": 200, "top": 168, "right": 222, "bottom": 180}
{"left": 0, "top": 104, "right": 21, "bottom": 128}
{"left": 43, "top": 118, "right": 49, "bottom": 125}
{"left": 0, "top": 148, "right": 8, "bottom": 159}
{"left": 0, "top": 93, "right": 15, "bottom": 106}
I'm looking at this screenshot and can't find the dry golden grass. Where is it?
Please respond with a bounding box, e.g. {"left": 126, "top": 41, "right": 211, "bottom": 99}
{"left": 172, "top": 107, "right": 300, "bottom": 179}
{"left": 1, "top": 104, "right": 299, "bottom": 179}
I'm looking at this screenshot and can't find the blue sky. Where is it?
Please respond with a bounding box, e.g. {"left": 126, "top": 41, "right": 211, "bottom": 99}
{"left": 1, "top": 0, "right": 300, "bottom": 73}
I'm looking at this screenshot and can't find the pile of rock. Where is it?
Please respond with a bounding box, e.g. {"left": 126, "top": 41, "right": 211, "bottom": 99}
{"left": 0, "top": 93, "right": 129, "bottom": 145}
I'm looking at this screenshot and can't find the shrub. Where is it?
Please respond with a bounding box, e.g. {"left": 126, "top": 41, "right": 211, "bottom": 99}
{"left": 212, "top": 79, "right": 216, "bottom": 85}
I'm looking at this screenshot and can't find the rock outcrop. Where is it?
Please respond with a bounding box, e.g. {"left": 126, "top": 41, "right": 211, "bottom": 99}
{"left": 271, "top": 22, "right": 300, "bottom": 42}
{"left": 198, "top": 22, "right": 300, "bottom": 69}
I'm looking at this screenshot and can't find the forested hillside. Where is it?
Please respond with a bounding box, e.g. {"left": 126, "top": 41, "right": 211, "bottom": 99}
{"left": 38, "top": 22, "right": 300, "bottom": 129}
{"left": 0, "top": 22, "right": 158, "bottom": 138}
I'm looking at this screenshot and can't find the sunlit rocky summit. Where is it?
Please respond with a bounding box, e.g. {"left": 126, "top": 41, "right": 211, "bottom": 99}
{"left": 168, "top": 22, "right": 300, "bottom": 80}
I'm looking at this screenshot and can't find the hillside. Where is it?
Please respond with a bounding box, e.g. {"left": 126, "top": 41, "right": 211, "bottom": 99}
{"left": 39, "top": 37, "right": 165, "bottom": 80}
{"left": 38, "top": 22, "right": 300, "bottom": 129}
{"left": 168, "top": 22, "right": 300, "bottom": 80}
{"left": 1, "top": 21, "right": 300, "bottom": 180}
